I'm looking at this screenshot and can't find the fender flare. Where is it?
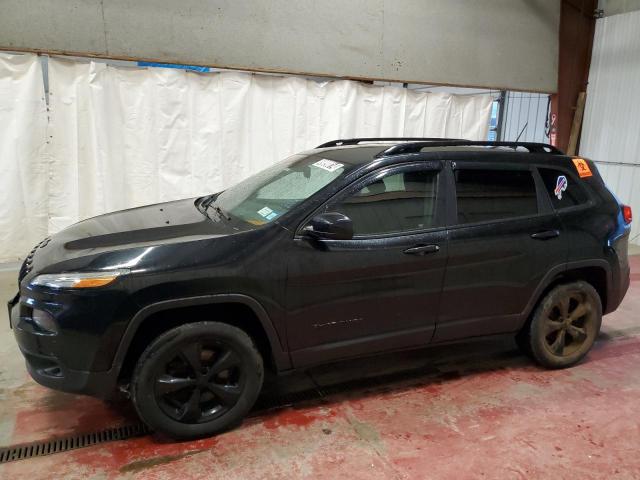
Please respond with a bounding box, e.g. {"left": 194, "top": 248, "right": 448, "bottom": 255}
{"left": 111, "top": 294, "right": 292, "bottom": 374}
{"left": 517, "top": 259, "right": 612, "bottom": 330}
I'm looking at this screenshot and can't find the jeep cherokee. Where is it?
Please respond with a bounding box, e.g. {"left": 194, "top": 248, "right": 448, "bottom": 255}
{"left": 8, "top": 138, "right": 632, "bottom": 439}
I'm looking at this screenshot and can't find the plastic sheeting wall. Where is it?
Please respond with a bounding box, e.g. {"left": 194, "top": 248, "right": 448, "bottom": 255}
{"left": 0, "top": 53, "right": 492, "bottom": 262}
{"left": 581, "top": 10, "right": 640, "bottom": 246}
{"left": 0, "top": 53, "right": 49, "bottom": 263}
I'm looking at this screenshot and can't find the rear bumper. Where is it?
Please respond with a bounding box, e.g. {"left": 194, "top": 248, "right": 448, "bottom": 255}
{"left": 605, "top": 262, "right": 630, "bottom": 315}
{"left": 10, "top": 297, "right": 119, "bottom": 399}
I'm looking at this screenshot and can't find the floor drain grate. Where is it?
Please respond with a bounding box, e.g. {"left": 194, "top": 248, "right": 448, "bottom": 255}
{"left": 0, "top": 423, "right": 151, "bottom": 464}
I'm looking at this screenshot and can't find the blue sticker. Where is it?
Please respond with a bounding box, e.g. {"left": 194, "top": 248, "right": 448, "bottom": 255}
{"left": 554, "top": 175, "right": 568, "bottom": 200}
{"left": 266, "top": 212, "right": 278, "bottom": 220}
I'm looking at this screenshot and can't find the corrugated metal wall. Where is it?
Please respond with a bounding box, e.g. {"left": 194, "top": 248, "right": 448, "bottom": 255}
{"left": 581, "top": 10, "right": 640, "bottom": 245}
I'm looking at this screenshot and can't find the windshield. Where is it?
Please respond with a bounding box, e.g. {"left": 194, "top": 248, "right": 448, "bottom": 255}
{"left": 214, "top": 154, "right": 348, "bottom": 225}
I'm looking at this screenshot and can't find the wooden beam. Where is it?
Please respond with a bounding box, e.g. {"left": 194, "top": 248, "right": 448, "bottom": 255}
{"left": 567, "top": 91, "right": 586, "bottom": 156}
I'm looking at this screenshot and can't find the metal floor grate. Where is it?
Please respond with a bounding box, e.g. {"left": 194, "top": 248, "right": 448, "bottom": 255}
{"left": 0, "top": 423, "right": 150, "bottom": 464}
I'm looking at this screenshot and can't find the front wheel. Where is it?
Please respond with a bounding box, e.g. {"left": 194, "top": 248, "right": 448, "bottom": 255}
{"left": 131, "top": 321, "right": 264, "bottom": 439}
{"left": 519, "top": 281, "right": 602, "bottom": 369}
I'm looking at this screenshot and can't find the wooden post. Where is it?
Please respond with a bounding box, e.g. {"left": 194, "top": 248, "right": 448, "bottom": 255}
{"left": 567, "top": 91, "right": 586, "bottom": 156}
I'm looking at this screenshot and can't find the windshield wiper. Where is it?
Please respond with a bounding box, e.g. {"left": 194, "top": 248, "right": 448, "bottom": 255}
{"left": 197, "top": 194, "right": 230, "bottom": 221}
{"left": 208, "top": 203, "right": 231, "bottom": 221}
{"left": 201, "top": 194, "right": 216, "bottom": 210}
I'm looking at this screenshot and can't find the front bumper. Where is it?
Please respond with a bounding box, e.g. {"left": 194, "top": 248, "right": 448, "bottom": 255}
{"left": 9, "top": 294, "right": 119, "bottom": 399}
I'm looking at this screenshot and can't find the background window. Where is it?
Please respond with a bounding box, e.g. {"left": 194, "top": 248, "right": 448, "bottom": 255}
{"left": 328, "top": 169, "right": 438, "bottom": 236}
{"left": 455, "top": 169, "right": 537, "bottom": 224}
{"left": 538, "top": 168, "right": 588, "bottom": 209}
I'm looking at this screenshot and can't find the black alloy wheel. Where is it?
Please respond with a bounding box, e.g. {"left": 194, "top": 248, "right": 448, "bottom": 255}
{"left": 542, "top": 292, "right": 595, "bottom": 357}
{"left": 154, "top": 341, "right": 245, "bottom": 424}
{"left": 132, "top": 322, "right": 264, "bottom": 439}
{"left": 519, "top": 281, "right": 602, "bottom": 369}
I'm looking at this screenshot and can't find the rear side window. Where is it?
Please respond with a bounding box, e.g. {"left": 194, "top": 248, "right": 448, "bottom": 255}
{"left": 455, "top": 169, "right": 538, "bottom": 224}
{"left": 538, "top": 168, "right": 588, "bottom": 209}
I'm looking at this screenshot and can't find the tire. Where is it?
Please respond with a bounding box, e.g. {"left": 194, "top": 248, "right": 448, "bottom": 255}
{"left": 131, "top": 321, "right": 264, "bottom": 439}
{"left": 518, "top": 281, "right": 602, "bottom": 369}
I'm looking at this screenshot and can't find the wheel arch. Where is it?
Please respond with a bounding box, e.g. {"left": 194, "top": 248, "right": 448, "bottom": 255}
{"left": 113, "top": 294, "right": 291, "bottom": 382}
{"left": 519, "top": 260, "right": 611, "bottom": 331}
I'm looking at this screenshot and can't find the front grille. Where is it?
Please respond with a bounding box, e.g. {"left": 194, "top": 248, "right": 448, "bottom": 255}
{"left": 19, "top": 236, "right": 51, "bottom": 281}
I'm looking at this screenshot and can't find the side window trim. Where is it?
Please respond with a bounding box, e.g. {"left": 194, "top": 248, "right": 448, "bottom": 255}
{"left": 294, "top": 162, "right": 444, "bottom": 239}
{"left": 532, "top": 167, "right": 554, "bottom": 214}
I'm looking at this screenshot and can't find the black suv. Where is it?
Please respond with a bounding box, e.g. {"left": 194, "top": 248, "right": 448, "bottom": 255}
{"left": 9, "top": 138, "right": 632, "bottom": 439}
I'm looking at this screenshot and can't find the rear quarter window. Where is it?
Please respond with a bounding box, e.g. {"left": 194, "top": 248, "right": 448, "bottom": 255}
{"left": 538, "top": 167, "right": 589, "bottom": 209}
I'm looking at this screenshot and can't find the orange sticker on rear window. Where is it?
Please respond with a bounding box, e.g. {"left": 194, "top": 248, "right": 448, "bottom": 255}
{"left": 572, "top": 158, "right": 593, "bottom": 178}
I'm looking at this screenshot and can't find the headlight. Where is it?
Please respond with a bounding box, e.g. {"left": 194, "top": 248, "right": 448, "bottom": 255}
{"left": 30, "top": 269, "right": 129, "bottom": 289}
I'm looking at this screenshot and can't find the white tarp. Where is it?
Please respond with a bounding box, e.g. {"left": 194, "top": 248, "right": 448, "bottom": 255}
{"left": 0, "top": 54, "right": 492, "bottom": 262}
{"left": 0, "top": 53, "right": 48, "bottom": 263}
{"left": 581, "top": 10, "right": 640, "bottom": 246}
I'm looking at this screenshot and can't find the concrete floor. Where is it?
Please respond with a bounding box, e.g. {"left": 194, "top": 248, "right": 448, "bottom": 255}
{"left": 1, "top": 255, "right": 639, "bottom": 479}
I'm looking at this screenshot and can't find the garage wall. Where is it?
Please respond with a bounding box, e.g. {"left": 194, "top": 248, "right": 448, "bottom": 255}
{"left": 0, "top": 54, "right": 49, "bottom": 264}
{"left": 599, "top": 0, "right": 640, "bottom": 16}
{"left": 580, "top": 9, "right": 640, "bottom": 245}
{"left": 0, "top": 53, "right": 493, "bottom": 262}
{"left": 0, "top": 0, "right": 561, "bottom": 93}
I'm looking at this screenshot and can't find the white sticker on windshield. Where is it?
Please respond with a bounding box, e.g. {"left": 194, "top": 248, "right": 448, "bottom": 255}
{"left": 266, "top": 212, "right": 278, "bottom": 220}
{"left": 312, "top": 159, "right": 344, "bottom": 172}
{"left": 257, "top": 206, "right": 274, "bottom": 218}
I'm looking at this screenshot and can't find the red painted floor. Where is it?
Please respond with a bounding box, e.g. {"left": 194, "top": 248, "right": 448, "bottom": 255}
{"left": 1, "top": 256, "right": 640, "bottom": 479}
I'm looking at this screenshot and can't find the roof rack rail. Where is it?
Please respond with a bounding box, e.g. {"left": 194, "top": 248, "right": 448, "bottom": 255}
{"left": 376, "top": 140, "right": 564, "bottom": 157}
{"left": 316, "top": 137, "right": 465, "bottom": 148}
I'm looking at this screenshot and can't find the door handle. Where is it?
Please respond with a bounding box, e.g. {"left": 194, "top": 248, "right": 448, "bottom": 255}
{"left": 530, "top": 229, "right": 560, "bottom": 240}
{"left": 403, "top": 244, "right": 440, "bottom": 255}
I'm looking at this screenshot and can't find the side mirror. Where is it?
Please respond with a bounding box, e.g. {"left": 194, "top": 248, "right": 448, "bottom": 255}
{"left": 302, "top": 212, "right": 353, "bottom": 241}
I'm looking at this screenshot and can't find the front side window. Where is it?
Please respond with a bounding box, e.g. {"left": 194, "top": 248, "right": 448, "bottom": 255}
{"left": 327, "top": 168, "right": 439, "bottom": 236}
{"left": 538, "top": 167, "right": 588, "bottom": 209}
{"left": 455, "top": 169, "right": 538, "bottom": 224}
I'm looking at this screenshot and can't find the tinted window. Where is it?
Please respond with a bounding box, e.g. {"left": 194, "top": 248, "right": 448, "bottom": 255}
{"left": 328, "top": 169, "right": 438, "bottom": 235}
{"left": 538, "top": 168, "right": 588, "bottom": 209}
{"left": 455, "top": 169, "right": 537, "bottom": 224}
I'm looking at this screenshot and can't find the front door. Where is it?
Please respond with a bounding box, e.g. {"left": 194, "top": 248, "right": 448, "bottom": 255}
{"left": 284, "top": 161, "right": 448, "bottom": 367}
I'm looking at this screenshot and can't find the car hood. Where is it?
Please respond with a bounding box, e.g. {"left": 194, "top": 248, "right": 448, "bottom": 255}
{"left": 60, "top": 198, "right": 231, "bottom": 250}
{"left": 21, "top": 198, "right": 247, "bottom": 280}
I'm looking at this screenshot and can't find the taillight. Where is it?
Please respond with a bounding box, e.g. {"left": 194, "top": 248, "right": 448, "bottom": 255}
{"left": 622, "top": 204, "right": 632, "bottom": 224}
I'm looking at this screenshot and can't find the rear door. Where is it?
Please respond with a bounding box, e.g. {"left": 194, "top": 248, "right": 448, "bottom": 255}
{"left": 435, "top": 159, "right": 566, "bottom": 342}
{"left": 284, "top": 161, "right": 448, "bottom": 366}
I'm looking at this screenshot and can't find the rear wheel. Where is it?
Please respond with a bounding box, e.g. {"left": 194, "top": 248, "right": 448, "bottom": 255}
{"left": 131, "top": 321, "right": 263, "bottom": 439}
{"left": 519, "top": 281, "right": 602, "bottom": 369}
